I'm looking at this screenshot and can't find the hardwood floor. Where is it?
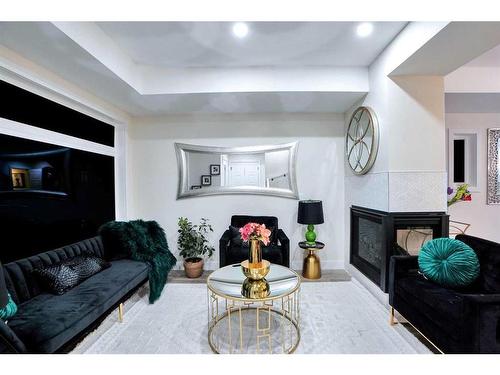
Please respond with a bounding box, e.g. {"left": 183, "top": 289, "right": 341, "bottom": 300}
{"left": 167, "top": 269, "right": 351, "bottom": 283}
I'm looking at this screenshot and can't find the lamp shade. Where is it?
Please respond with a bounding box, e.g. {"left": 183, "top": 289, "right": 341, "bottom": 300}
{"left": 297, "top": 200, "right": 324, "bottom": 225}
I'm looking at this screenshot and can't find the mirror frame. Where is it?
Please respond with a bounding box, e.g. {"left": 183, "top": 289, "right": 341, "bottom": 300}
{"left": 345, "top": 106, "right": 379, "bottom": 175}
{"left": 175, "top": 142, "right": 299, "bottom": 200}
{"left": 487, "top": 128, "right": 500, "bottom": 205}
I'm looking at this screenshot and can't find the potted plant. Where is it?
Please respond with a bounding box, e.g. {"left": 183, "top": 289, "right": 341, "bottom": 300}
{"left": 177, "top": 217, "right": 214, "bottom": 278}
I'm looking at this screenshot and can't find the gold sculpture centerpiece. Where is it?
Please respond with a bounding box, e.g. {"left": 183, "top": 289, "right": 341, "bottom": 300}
{"left": 239, "top": 223, "right": 272, "bottom": 298}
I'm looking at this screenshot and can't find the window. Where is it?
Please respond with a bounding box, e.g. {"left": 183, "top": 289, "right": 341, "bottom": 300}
{"left": 448, "top": 129, "right": 479, "bottom": 191}
{"left": 453, "top": 139, "right": 465, "bottom": 183}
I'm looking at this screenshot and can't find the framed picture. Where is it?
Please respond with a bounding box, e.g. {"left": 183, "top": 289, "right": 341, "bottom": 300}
{"left": 210, "top": 164, "right": 220, "bottom": 176}
{"left": 191, "top": 185, "right": 202, "bottom": 190}
{"left": 10, "top": 168, "right": 30, "bottom": 189}
{"left": 201, "top": 175, "right": 212, "bottom": 186}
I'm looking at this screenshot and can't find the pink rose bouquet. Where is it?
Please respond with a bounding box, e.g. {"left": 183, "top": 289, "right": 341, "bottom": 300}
{"left": 239, "top": 222, "right": 271, "bottom": 246}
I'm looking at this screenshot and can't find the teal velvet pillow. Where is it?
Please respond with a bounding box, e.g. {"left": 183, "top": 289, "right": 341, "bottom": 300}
{"left": 0, "top": 293, "right": 17, "bottom": 320}
{"left": 418, "top": 238, "right": 480, "bottom": 288}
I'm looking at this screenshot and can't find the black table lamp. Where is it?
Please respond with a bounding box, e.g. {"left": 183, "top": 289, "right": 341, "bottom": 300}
{"left": 297, "top": 200, "right": 324, "bottom": 244}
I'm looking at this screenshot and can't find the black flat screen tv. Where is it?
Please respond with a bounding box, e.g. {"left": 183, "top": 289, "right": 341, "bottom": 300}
{"left": 0, "top": 133, "right": 115, "bottom": 263}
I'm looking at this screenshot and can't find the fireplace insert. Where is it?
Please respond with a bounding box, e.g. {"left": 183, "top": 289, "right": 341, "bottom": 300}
{"left": 350, "top": 206, "right": 449, "bottom": 292}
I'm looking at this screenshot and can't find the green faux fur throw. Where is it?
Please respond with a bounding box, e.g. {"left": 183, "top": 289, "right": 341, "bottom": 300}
{"left": 99, "top": 220, "right": 177, "bottom": 303}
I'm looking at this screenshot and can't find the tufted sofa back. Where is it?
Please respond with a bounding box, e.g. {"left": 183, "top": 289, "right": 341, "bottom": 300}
{"left": 456, "top": 234, "right": 500, "bottom": 293}
{"left": 2, "top": 237, "right": 105, "bottom": 304}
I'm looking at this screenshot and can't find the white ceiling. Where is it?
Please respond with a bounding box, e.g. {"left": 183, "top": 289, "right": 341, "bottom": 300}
{"left": 391, "top": 22, "right": 500, "bottom": 76}
{"left": 96, "top": 22, "right": 406, "bottom": 68}
{"left": 0, "top": 21, "right": 406, "bottom": 116}
{"left": 465, "top": 43, "right": 500, "bottom": 67}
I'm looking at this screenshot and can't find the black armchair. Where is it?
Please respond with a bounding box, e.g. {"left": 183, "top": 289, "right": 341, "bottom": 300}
{"left": 219, "top": 215, "right": 290, "bottom": 268}
{"left": 389, "top": 234, "right": 500, "bottom": 353}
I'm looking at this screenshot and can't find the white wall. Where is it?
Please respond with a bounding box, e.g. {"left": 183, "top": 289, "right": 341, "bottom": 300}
{"left": 127, "top": 113, "right": 345, "bottom": 270}
{"left": 446, "top": 112, "right": 500, "bottom": 243}
{"left": 345, "top": 24, "right": 447, "bottom": 215}
{"left": 343, "top": 23, "right": 448, "bottom": 299}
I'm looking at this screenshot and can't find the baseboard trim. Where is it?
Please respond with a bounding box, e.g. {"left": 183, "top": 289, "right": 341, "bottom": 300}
{"left": 174, "top": 259, "right": 346, "bottom": 271}
{"left": 291, "top": 259, "right": 345, "bottom": 271}
{"left": 347, "top": 264, "right": 389, "bottom": 307}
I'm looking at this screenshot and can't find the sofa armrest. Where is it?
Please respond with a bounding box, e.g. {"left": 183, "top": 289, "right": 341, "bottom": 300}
{"left": 277, "top": 229, "right": 290, "bottom": 267}
{"left": 219, "top": 229, "right": 231, "bottom": 267}
{"left": 462, "top": 293, "right": 500, "bottom": 353}
{"left": 389, "top": 255, "right": 418, "bottom": 305}
{"left": 390, "top": 255, "right": 418, "bottom": 275}
{"left": 0, "top": 319, "right": 27, "bottom": 353}
{"left": 277, "top": 229, "right": 289, "bottom": 246}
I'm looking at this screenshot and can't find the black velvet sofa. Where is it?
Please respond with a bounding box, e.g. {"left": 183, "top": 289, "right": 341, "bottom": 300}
{"left": 389, "top": 234, "right": 500, "bottom": 353}
{"left": 0, "top": 236, "right": 148, "bottom": 353}
{"left": 219, "top": 215, "right": 290, "bottom": 267}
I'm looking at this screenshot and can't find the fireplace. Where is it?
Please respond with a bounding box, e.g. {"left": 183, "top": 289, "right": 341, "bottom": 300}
{"left": 350, "top": 206, "right": 449, "bottom": 292}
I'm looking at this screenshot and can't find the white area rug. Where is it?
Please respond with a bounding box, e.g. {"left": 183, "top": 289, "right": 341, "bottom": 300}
{"left": 72, "top": 280, "right": 430, "bottom": 354}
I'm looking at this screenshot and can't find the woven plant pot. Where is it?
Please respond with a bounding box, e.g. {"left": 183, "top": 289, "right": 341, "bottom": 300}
{"left": 183, "top": 258, "right": 204, "bottom": 278}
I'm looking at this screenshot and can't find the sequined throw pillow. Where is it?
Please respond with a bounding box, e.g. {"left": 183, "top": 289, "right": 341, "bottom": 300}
{"left": 33, "top": 256, "right": 111, "bottom": 295}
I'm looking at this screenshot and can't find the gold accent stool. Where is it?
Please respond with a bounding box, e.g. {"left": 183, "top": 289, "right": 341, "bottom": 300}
{"left": 299, "top": 241, "right": 324, "bottom": 280}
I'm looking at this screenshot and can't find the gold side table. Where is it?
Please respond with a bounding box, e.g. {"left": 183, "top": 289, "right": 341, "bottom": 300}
{"left": 207, "top": 263, "right": 300, "bottom": 354}
{"left": 299, "top": 241, "right": 324, "bottom": 279}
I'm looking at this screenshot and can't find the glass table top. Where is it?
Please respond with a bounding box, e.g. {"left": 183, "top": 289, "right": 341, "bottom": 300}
{"left": 207, "top": 263, "right": 300, "bottom": 300}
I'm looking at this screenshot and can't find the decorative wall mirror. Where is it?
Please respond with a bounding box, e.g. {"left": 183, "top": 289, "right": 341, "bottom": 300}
{"left": 345, "top": 106, "right": 379, "bottom": 175}
{"left": 487, "top": 128, "right": 500, "bottom": 205}
{"left": 175, "top": 142, "right": 299, "bottom": 199}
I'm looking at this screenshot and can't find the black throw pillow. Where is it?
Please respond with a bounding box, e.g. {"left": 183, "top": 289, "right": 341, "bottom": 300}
{"left": 268, "top": 226, "right": 277, "bottom": 245}
{"left": 33, "top": 256, "right": 111, "bottom": 295}
{"left": 229, "top": 225, "right": 245, "bottom": 246}
{"left": 33, "top": 264, "right": 81, "bottom": 295}
{"left": 69, "top": 256, "right": 111, "bottom": 280}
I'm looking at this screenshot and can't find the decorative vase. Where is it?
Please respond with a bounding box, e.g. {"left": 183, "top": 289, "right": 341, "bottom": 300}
{"left": 240, "top": 239, "right": 270, "bottom": 283}
{"left": 241, "top": 278, "right": 270, "bottom": 299}
{"left": 248, "top": 239, "right": 262, "bottom": 264}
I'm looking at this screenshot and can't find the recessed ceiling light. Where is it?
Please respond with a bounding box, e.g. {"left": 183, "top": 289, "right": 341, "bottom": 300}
{"left": 357, "top": 23, "right": 373, "bottom": 37}
{"left": 232, "top": 22, "right": 249, "bottom": 38}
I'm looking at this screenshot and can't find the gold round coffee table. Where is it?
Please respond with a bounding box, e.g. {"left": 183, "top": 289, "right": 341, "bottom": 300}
{"left": 206, "top": 263, "right": 300, "bottom": 354}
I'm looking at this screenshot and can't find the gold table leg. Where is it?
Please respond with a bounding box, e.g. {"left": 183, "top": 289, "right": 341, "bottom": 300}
{"left": 389, "top": 306, "right": 396, "bottom": 326}
{"left": 302, "top": 249, "right": 321, "bottom": 279}
{"left": 118, "top": 303, "right": 124, "bottom": 323}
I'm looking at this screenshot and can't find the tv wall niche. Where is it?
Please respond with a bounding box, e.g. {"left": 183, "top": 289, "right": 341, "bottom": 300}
{"left": 0, "top": 133, "right": 115, "bottom": 263}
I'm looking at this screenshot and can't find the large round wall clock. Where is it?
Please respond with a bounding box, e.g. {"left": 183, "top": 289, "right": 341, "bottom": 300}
{"left": 345, "top": 106, "right": 379, "bottom": 175}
